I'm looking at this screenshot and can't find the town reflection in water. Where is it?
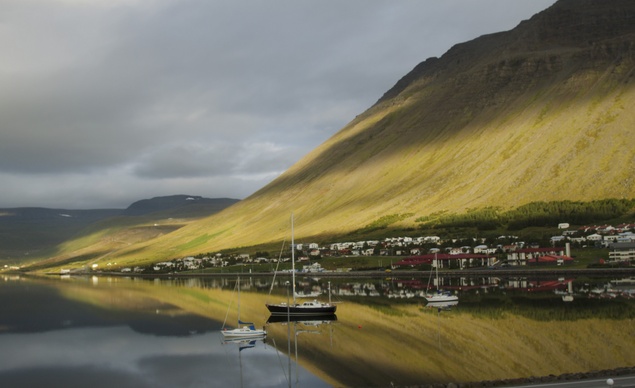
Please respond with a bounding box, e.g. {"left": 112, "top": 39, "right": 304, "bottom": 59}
{"left": 0, "top": 273, "right": 633, "bottom": 387}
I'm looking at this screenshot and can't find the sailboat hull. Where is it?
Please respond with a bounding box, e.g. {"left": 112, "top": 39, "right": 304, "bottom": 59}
{"left": 266, "top": 303, "right": 336, "bottom": 316}
{"left": 424, "top": 294, "right": 459, "bottom": 303}
{"left": 221, "top": 327, "right": 267, "bottom": 339}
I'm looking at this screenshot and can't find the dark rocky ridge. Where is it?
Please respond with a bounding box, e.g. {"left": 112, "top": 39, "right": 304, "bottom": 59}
{"left": 377, "top": 0, "right": 635, "bottom": 107}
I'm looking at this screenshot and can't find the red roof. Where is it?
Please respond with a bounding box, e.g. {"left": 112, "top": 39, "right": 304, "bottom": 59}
{"left": 527, "top": 255, "right": 573, "bottom": 264}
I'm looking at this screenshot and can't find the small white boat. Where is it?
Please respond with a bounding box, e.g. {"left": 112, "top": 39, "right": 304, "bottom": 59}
{"left": 424, "top": 254, "right": 459, "bottom": 304}
{"left": 426, "top": 299, "right": 459, "bottom": 311}
{"left": 221, "top": 321, "right": 267, "bottom": 339}
{"left": 222, "top": 277, "right": 266, "bottom": 339}
{"left": 425, "top": 292, "right": 459, "bottom": 303}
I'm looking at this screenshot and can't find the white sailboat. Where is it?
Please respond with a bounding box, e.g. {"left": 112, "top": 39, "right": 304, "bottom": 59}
{"left": 222, "top": 277, "right": 267, "bottom": 339}
{"left": 424, "top": 254, "right": 459, "bottom": 304}
{"left": 266, "top": 214, "right": 337, "bottom": 316}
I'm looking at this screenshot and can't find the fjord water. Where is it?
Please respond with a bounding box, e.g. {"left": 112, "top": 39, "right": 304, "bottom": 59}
{"left": 1, "top": 274, "right": 633, "bottom": 387}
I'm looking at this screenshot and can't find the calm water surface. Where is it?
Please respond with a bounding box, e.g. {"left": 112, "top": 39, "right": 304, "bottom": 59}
{"left": 1, "top": 273, "right": 633, "bottom": 387}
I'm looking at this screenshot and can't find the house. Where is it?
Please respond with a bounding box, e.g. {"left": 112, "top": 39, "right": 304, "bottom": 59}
{"left": 507, "top": 247, "right": 566, "bottom": 266}
{"left": 569, "top": 237, "right": 587, "bottom": 244}
{"left": 608, "top": 242, "right": 635, "bottom": 264}
{"left": 550, "top": 235, "right": 566, "bottom": 244}
{"left": 474, "top": 245, "right": 497, "bottom": 254}
{"left": 617, "top": 232, "right": 635, "bottom": 243}
{"left": 447, "top": 247, "right": 464, "bottom": 255}
{"left": 302, "top": 262, "right": 324, "bottom": 273}
{"left": 597, "top": 225, "right": 615, "bottom": 234}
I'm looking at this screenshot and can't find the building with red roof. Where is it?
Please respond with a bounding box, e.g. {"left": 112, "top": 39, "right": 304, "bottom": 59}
{"left": 394, "top": 253, "right": 495, "bottom": 270}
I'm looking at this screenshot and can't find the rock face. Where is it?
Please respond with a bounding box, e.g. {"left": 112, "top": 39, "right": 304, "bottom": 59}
{"left": 379, "top": 0, "right": 635, "bottom": 106}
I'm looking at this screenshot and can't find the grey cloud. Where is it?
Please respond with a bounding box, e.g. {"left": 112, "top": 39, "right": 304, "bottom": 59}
{"left": 132, "top": 141, "right": 301, "bottom": 180}
{"left": 0, "top": 0, "right": 556, "bottom": 208}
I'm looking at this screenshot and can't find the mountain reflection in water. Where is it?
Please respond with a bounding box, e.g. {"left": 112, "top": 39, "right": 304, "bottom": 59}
{"left": 1, "top": 274, "right": 633, "bottom": 387}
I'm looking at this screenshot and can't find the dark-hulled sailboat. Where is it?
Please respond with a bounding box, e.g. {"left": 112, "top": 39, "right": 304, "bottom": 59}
{"left": 266, "top": 214, "right": 337, "bottom": 316}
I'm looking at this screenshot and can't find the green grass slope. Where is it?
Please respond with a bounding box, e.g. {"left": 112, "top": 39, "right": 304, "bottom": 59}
{"left": 32, "top": 0, "right": 635, "bottom": 269}
{"left": 16, "top": 197, "right": 237, "bottom": 270}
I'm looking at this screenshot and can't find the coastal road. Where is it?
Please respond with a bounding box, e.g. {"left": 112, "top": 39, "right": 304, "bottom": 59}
{"left": 502, "top": 375, "right": 635, "bottom": 388}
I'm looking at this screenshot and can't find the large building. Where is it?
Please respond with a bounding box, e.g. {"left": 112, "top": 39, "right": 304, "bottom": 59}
{"left": 608, "top": 242, "right": 635, "bottom": 264}
{"left": 395, "top": 253, "right": 495, "bottom": 269}
{"left": 506, "top": 247, "right": 570, "bottom": 266}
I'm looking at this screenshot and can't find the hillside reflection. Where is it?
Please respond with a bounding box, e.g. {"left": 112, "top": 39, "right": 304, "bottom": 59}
{"left": 1, "top": 274, "right": 633, "bottom": 387}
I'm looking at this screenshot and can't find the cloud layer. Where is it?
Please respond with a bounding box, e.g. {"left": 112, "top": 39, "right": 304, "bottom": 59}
{"left": 0, "top": 0, "right": 555, "bottom": 209}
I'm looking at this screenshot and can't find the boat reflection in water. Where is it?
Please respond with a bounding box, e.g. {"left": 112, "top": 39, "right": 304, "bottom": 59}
{"left": 425, "top": 299, "right": 458, "bottom": 312}
{"left": 266, "top": 312, "right": 337, "bottom": 387}
{"left": 221, "top": 337, "right": 266, "bottom": 388}
{"left": 266, "top": 314, "right": 337, "bottom": 325}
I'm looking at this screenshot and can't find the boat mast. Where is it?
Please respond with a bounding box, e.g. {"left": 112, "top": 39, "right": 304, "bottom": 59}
{"left": 237, "top": 275, "right": 240, "bottom": 323}
{"left": 435, "top": 253, "right": 439, "bottom": 294}
{"left": 291, "top": 213, "right": 296, "bottom": 305}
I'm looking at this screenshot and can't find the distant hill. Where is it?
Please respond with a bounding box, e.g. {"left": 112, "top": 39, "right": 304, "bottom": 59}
{"left": 23, "top": 0, "right": 635, "bottom": 270}
{"left": 123, "top": 195, "right": 239, "bottom": 217}
{"left": 0, "top": 196, "right": 238, "bottom": 266}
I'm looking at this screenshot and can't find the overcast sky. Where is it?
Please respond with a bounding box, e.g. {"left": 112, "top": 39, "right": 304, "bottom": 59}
{"left": 1, "top": 0, "right": 556, "bottom": 209}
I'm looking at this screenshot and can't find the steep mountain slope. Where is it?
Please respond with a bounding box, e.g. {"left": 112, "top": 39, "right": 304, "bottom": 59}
{"left": 36, "top": 0, "right": 635, "bottom": 268}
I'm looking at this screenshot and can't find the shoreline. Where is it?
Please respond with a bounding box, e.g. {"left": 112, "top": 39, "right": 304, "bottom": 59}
{"left": 39, "top": 266, "right": 635, "bottom": 278}
{"left": 428, "top": 366, "right": 635, "bottom": 388}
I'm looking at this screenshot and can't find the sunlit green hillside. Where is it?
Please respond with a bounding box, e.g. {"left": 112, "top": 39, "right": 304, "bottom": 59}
{"left": 29, "top": 0, "right": 635, "bottom": 270}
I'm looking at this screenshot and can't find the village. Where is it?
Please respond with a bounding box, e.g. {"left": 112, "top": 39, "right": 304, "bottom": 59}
{"left": 102, "top": 222, "right": 635, "bottom": 274}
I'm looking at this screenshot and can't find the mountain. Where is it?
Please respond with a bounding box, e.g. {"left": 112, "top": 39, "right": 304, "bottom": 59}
{"left": 0, "top": 196, "right": 238, "bottom": 266}
{"left": 26, "top": 0, "right": 635, "bottom": 269}
{"left": 123, "top": 195, "right": 239, "bottom": 217}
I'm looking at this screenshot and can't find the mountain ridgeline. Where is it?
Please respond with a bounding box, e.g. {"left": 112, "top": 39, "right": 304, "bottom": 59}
{"left": 28, "top": 0, "right": 635, "bottom": 269}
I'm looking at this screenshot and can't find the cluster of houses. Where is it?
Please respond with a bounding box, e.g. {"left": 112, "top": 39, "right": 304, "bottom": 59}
{"left": 551, "top": 223, "right": 635, "bottom": 246}
{"left": 96, "top": 222, "right": 634, "bottom": 274}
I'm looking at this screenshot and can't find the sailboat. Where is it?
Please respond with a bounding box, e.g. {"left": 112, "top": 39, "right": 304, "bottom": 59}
{"left": 266, "top": 214, "right": 337, "bottom": 316}
{"left": 424, "top": 254, "right": 459, "bottom": 304}
{"left": 222, "top": 277, "right": 267, "bottom": 339}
